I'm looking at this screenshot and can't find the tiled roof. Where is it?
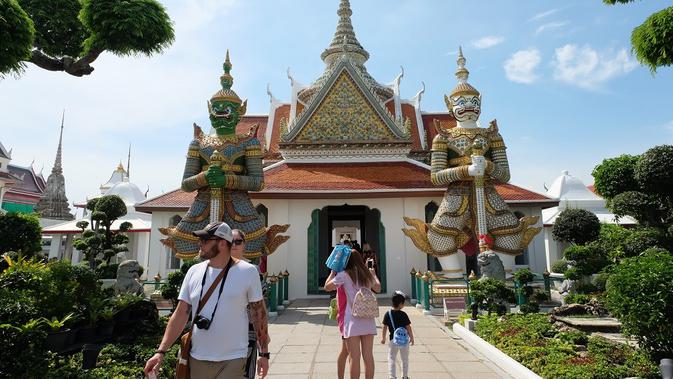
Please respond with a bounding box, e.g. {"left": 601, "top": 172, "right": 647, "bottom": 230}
{"left": 6, "top": 165, "right": 45, "bottom": 195}
{"left": 135, "top": 162, "right": 555, "bottom": 211}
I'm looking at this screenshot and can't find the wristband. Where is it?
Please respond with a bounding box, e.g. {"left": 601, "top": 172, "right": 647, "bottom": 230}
{"left": 258, "top": 352, "right": 270, "bottom": 359}
{"left": 155, "top": 350, "right": 167, "bottom": 355}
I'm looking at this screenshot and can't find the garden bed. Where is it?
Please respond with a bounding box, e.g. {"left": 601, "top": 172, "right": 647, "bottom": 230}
{"left": 461, "top": 313, "right": 659, "bottom": 379}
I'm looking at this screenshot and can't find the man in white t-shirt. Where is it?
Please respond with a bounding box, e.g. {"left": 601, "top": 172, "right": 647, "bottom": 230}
{"left": 144, "top": 221, "right": 270, "bottom": 378}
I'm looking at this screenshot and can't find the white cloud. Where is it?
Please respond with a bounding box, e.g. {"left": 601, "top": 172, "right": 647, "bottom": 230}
{"left": 471, "top": 36, "right": 505, "bottom": 49}
{"left": 552, "top": 44, "right": 638, "bottom": 89}
{"left": 503, "top": 49, "right": 542, "bottom": 84}
{"left": 528, "top": 9, "right": 558, "bottom": 22}
{"left": 535, "top": 21, "right": 569, "bottom": 35}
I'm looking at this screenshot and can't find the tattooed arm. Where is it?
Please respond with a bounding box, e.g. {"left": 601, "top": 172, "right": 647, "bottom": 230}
{"left": 249, "top": 300, "right": 270, "bottom": 352}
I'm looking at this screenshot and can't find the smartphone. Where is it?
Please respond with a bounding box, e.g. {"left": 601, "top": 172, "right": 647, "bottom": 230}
{"left": 367, "top": 260, "right": 373, "bottom": 269}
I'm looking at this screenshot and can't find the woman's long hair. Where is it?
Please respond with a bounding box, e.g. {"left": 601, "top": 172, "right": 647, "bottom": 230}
{"left": 344, "top": 249, "right": 373, "bottom": 288}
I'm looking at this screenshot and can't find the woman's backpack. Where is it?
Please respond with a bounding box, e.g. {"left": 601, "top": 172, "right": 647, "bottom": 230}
{"left": 388, "top": 310, "right": 410, "bottom": 346}
{"left": 351, "top": 287, "right": 379, "bottom": 318}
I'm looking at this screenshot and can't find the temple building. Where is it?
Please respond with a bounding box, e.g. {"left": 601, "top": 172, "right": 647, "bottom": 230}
{"left": 136, "top": 0, "right": 557, "bottom": 294}
{"left": 36, "top": 117, "right": 74, "bottom": 221}
{"left": 0, "top": 141, "right": 46, "bottom": 215}
{"left": 42, "top": 163, "right": 151, "bottom": 265}
{"left": 542, "top": 170, "right": 636, "bottom": 271}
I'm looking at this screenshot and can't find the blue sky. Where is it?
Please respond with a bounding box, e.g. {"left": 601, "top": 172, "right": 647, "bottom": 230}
{"left": 1, "top": 0, "right": 672, "bottom": 207}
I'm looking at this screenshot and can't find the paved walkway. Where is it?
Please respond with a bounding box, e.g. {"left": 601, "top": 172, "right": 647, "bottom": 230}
{"left": 266, "top": 299, "right": 510, "bottom": 379}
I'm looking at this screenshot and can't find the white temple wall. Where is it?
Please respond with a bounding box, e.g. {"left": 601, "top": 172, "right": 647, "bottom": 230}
{"left": 146, "top": 200, "right": 549, "bottom": 297}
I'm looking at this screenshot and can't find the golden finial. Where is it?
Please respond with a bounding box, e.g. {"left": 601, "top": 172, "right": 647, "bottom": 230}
{"left": 283, "top": 269, "right": 289, "bottom": 276}
{"left": 410, "top": 268, "right": 416, "bottom": 274}
{"left": 468, "top": 270, "right": 477, "bottom": 281}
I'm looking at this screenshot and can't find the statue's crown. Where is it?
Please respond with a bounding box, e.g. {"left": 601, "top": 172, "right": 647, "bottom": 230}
{"left": 210, "top": 50, "right": 242, "bottom": 104}
{"left": 449, "top": 47, "right": 480, "bottom": 98}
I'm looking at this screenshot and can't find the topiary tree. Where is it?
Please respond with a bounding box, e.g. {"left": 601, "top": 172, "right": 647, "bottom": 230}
{"left": 0, "top": 0, "right": 174, "bottom": 77}
{"left": 0, "top": 212, "right": 42, "bottom": 257}
{"left": 470, "top": 278, "right": 515, "bottom": 316}
{"left": 605, "top": 248, "right": 673, "bottom": 361}
{"left": 563, "top": 243, "right": 610, "bottom": 279}
{"left": 591, "top": 154, "right": 640, "bottom": 201}
{"left": 593, "top": 145, "right": 673, "bottom": 230}
{"left": 552, "top": 208, "right": 601, "bottom": 245}
{"left": 513, "top": 268, "right": 547, "bottom": 314}
{"left": 73, "top": 195, "right": 132, "bottom": 269}
{"left": 160, "top": 259, "right": 197, "bottom": 309}
{"left": 603, "top": 1, "right": 673, "bottom": 73}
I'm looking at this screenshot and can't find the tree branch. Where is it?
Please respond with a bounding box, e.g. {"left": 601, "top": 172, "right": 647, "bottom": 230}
{"left": 28, "top": 48, "right": 105, "bottom": 77}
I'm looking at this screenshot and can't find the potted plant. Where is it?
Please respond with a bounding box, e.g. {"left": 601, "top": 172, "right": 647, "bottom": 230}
{"left": 77, "top": 297, "right": 105, "bottom": 343}
{"left": 42, "top": 312, "right": 75, "bottom": 351}
{"left": 113, "top": 293, "right": 143, "bottom": 323}
{"left": 97, "top": 307, "right": 115, "bottom": 337}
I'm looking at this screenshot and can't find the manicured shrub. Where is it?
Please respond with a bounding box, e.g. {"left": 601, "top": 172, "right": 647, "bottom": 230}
{"left": 550, "top": 259, "right": 570, "bottom": 274}
{"left": 470, "top": 278, "right": 515, "bottom": 316}
{"left": 563, "top": 243, "right": 610, "bottom": 277}
{"left": 0, "top": 212, "right": 42, "bottom": 256}
{"left": 553, "top": 209, "right": 600, "bottom": 245}
{"left": 592, "top": 154, "right": 640, "bottom": 201}
{"left": 605, "top": 249, "right": 673, "bottom": 361}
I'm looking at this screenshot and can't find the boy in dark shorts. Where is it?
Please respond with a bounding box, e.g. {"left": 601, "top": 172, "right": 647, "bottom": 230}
{"left": 381, "top": 291, "right": 414, "bottom": 379}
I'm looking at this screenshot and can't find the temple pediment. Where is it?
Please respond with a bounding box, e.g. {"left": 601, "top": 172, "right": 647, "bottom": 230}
{"left": 280, "top": 61, "right": 411, "bottom": 151}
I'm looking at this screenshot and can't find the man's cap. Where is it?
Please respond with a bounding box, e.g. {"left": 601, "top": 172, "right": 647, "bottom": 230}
{"left": 192, "top": 221, "right": 234, "bottom": 242}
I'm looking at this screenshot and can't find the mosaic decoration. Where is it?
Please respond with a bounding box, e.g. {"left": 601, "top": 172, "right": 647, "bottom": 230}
{"left": 160, "top": 52, "right": 289, "bottom": 260}
{"left": 294, "top": 71, "right": 398, "bottom": 143}
{"left": 402, "top": 48, "right": 541, "bottom": 272}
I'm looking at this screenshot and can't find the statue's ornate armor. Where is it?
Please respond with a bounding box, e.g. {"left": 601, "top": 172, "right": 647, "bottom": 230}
{"left": 161, "top": 128, "right": 266, "bottom": 259}
{"left": 426, "top": 121, "right": 537, "bottom": 257}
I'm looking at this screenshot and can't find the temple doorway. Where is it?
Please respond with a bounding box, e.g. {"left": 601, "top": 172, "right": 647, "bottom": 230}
{"left": 307, "top": 204, "right": 387, "bottom": 294}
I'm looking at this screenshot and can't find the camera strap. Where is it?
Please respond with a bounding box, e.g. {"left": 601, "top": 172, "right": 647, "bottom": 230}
{"left": 195, "top": 257, "right": 234, "bottom": 318}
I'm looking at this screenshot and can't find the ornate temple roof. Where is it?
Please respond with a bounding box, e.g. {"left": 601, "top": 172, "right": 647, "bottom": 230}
{"left": 0, "top": 142, "right": 10, "bottom": 160}
{"left": 297, "top": 0, "right": 393, "bottom": 105}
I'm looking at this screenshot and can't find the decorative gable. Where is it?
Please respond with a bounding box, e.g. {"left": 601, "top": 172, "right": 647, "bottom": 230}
{"left": 294, "top": 70, "right": 398, "bottom": 143}
{"left": 281, "top": 61, "right": 410, "bottom": 146}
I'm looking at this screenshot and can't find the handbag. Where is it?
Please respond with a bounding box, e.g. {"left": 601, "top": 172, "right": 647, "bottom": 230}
{"left": 325, "top": 244, "right": 352, "bottom": 273}
{"left": 388, "top": 310, "right": 410, "bottom": 346}
{"left": 328, "top": 298, "right": 338, "bottom": 320}
{"left": 176, "top": 260, "right": 234, "bottom": 379}
{"left": 351, "top": 287, "right": 379, "bottom": 318}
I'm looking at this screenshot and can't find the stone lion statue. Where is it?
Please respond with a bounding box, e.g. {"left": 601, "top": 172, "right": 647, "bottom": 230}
{"left": 478, "top": 251, "right": 506, "bottom": 281}
{"left": 114, "top": 259, "right": 144, "bottom": 296}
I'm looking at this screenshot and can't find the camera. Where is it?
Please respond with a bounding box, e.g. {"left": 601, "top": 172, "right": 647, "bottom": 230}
{"left": 194, "top": 315, "right": 212, "bottom": 330}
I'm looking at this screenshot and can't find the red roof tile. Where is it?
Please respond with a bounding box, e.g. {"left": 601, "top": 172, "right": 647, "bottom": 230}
{"left": 135, "top": 162, "right": 555, "bottom": 211}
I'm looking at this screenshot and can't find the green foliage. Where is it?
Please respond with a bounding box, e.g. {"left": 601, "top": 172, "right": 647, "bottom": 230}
{"left": 95, "top": 262, "right": 119, "bottom": 279}
{"left": 0, "top": 0, "right": 34, "bottom": 76}
{"left": 622, "top": 227, "right": 669, "bottom": 258}
{"left": 18, "top": 0, "right": 86, "bottom": 57}
{"left": 564, "top": 293, "right": 592, "bottom": 305}
{"left": 605, "top": 249, "right": 673, "bottom": 360}
{"left": 0, "top": 212, "right": 42, "bottom": 256}
{"left": 631, "top": 6, "right": 673, "bottom": 73}
{"left": 513, "top": 268, "right": 535, "bottom": 284}
{"left": 514, "top": 268, "right": 547, "bottom": 314}
{"left": 563, "top": 243, "right": 610, "bottom": 277}
{"left": 474, "top": 313, "right": 658, "bottom": 378}
{"left": 74, "top": 195, "right": 132, "bottom": 268}
{"left": 161, "top": 259, "right": 197, "bottom": 308}
{"left": 470, "top": 278, "right": 514, "bottom": 316}
{"left": 0, "top": 321, "right": 51, "bottom": 377}
{"left": 550, "top": 259, "right": 570, "bottom": 274}
{"left": 635, "top": 145, "right": 673, "bottom": 196}
{"left": 611, "top": 191, "right": 663, "bottom": 226}
{"left": 552, "top": 209, "right": 601, "bottom": 245}
{"left": 80, "top": 0, "right": 174, "bottom": 56}
{"left": 591, "top": 272, "right": 610, "bottom": 292}
{"left": 591, "top": 154, "right": 640, "bottom": 201}
{"left": 41, "top": 312, "right": 75, "bottom": 332}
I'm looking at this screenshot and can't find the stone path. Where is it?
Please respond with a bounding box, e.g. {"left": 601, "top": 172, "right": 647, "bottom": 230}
{"left": 266, "top": 299, "right": 511, "bottom": 379}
